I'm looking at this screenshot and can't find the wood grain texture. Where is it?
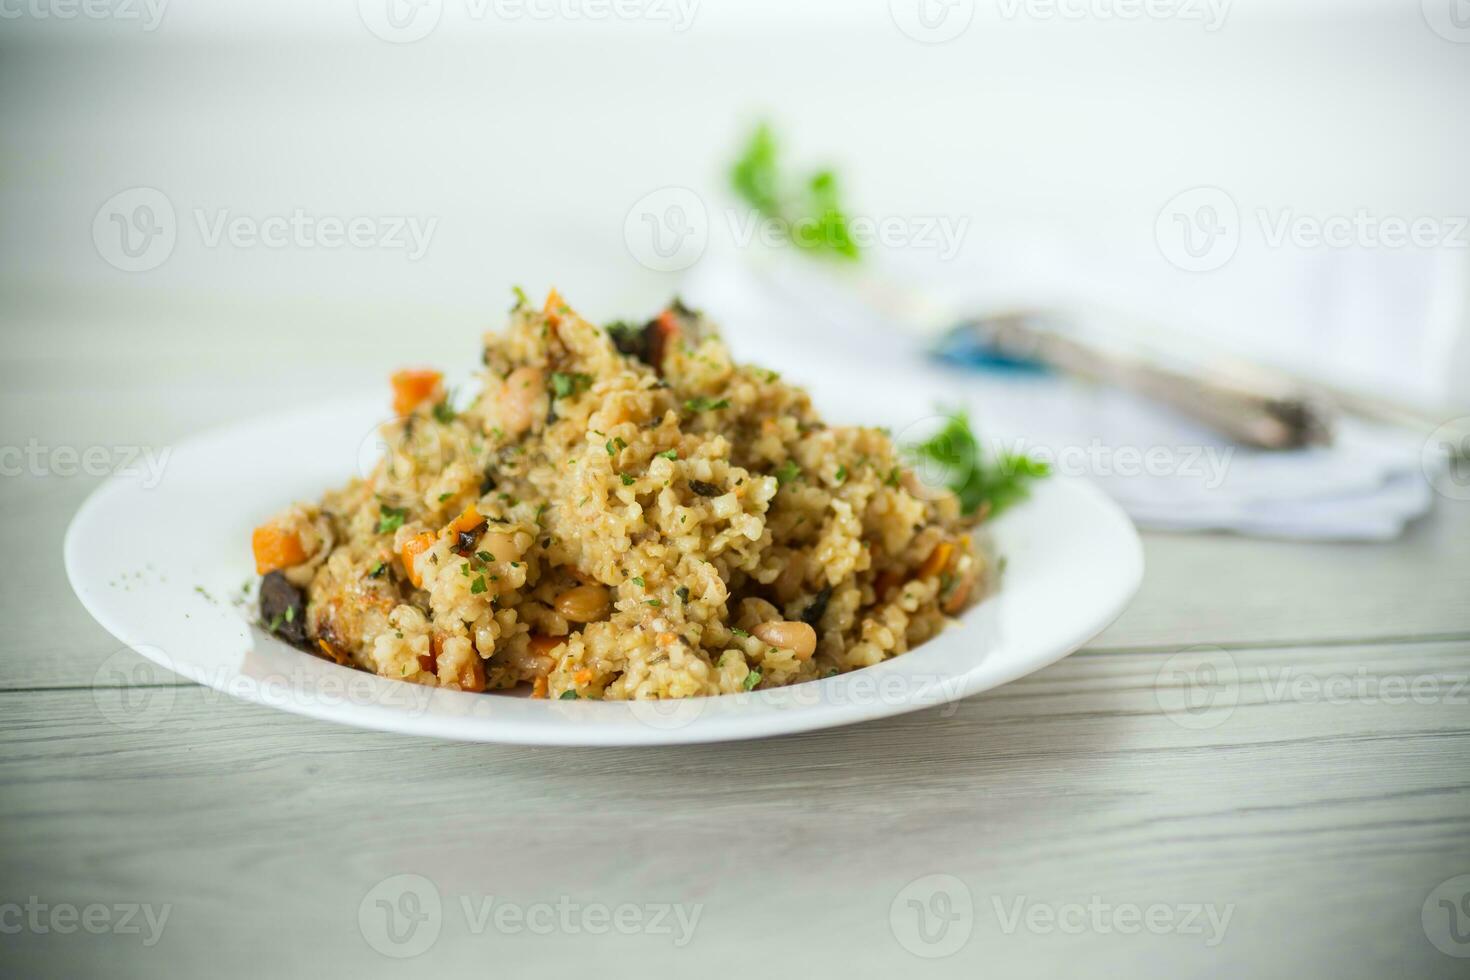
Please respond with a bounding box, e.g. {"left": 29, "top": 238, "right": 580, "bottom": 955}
{"left": 6, "top": 339, "right": 1470, "bottom": 979}
{"left": 1, "top": 641, "right": 1467, "bottom": 979}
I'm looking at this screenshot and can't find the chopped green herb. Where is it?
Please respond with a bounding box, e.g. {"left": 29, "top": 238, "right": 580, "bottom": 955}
{"left": 267, "top": 613, "right": 284, "bottom": 632}
{"left": 834, "top": 464, "right": 847, "bottom": 483}
{"left": 438, "top": 492, "right": 453, "bottom": 502}
{"left": 684, "top": 396, "right": 730, "bottom": 413}
{"left": 284, "top": 606, "right": 295, "bottom": 622}
{"left": 657, "top": 449, "right": 679, "bottom": 460}
{"left": 730, "top": 122, "right": 860, "bottom": 262}
{"left": 471, "top": 575, "right": 487, "bottom": 594}
{"left": 774, "top": 460, "right": 801, "bottom": 486}
{"left": 550, "top": 372, "right": 593, "bottom": 399}
{"left": 605, "top": 439, "right": 615, "bottom": 457}
{"left": 376, "top": 505, "right": 408, "bottom": 534}
{"left": 368, "top": 561, "right": 386, "bottom": 578}
{"left": 645, "top": 599, "right": 662, "bottom": 607}
{"left": 559, "top": 690, "right": 579, "bottom": 700}
{"left": 511, "top": 284, "right": 529, "bottom": 309}
{"left": 432, "top": 399, "right": 456, "bottom": 424}
{"left": 620, "top": 474, "right": 636, "bottom": 486}
{"left": 675, "top": 586, "right": 690, "bottom": 603}
{"left": 907, "top": 408, "right": 1049, "bottom": 517}
{"left": 730, "top": 627, "right": 750, "bottom": 638}
{"left": 742, "top": 668, "right": 762, "bottom": 691}
{"left": 631, "top": 576, "right": 645, "bottom": 587}
{"left": 476, "top": 551, "right": 495, "bottom": 563}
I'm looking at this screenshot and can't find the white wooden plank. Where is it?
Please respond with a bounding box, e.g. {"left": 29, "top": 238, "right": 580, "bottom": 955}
{"left": 1, "top": 641, "right": 1466, "bottom": 978}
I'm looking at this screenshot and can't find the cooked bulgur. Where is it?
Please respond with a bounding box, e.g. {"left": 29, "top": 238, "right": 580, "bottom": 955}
{"left": 251, "top": 291, "right": 985, "bottom": 700}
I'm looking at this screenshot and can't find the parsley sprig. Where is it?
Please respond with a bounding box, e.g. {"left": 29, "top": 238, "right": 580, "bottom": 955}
{"left": 730, "top": 122, "right": 860, "bottom": 262}
{"left": 906, "top": 409, "right": 1048, "bottom": 517}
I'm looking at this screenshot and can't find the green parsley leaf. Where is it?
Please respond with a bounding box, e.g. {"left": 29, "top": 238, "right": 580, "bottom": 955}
{"left": 683, "top": 396, "right": 730, "bottom": 413}
{"left": 657, "top": 449, "right": 679, "bottom": 460}
{"left": 631, "top": 576, "right": 645, "bottom": 587}
{"left": 376, "top": 505, "right": 408, "bottom": 534}
{"left": 729, "top": 122, "right": 861, "bottom": 263}
{"left": 620, "top": 474, "right": 635, "bottom": 486}
{"left": 559, "top": 690, "right": 579, "bottom": 700}
{"left": 834, "top": 464, "right": 847, "bottom": 483}
{"left": 511, "top": 284, "right": 529, "bottom": 309}
{"left": 730, "top": 627, "right": 750, "bottom": 638}
{"left": 742, "top": 668, "right": 762, "bottom": 691}
{"left": 774, "top": 460, "right": 801, "bottom": 486}
{"left": 645, "top": 599, "right": 662, "bottom": 607}
{"left": 906, "top": 408, "right": 1049, "bottom": 517}
{"left": 368, "top": 561, "right": 386, "bottom": 578}
{"left": 432, "top": 399, "right": 456, "bottom": 424}
{"left": 470, "top": 575, "right": 487, "bottom": 594}
{"left": 550, "top": 372, "right": 592, "bottom": 399}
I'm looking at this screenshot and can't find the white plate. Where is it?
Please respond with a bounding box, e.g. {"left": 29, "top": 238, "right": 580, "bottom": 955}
{"left": 64, "top": 393, "right": 1143, "bottom": 746}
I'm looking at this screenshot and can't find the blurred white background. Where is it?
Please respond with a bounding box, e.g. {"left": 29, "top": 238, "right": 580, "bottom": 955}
{"left": 2, "top": 0, "right": 1468, "bottom": 403}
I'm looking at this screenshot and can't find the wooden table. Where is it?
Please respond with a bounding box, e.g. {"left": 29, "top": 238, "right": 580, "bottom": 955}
{"left": 3, "top": 332, "right": 1469, "bottom": 980}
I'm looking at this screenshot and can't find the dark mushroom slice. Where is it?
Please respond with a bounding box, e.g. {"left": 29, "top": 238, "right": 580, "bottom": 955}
{"left": 259, "top": 570, "right": 310, "bottom": 648}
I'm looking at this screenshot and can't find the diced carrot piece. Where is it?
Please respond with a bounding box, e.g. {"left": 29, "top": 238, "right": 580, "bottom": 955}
{"left": 390, "top": 369, "right": 444, "bottom": 417}
{"left": 532, "top": 676, "right": 549, "bottom": 699}
{"left": 252, "top": 524, "right": 307, "bottom": 575}
{"left": 574, "top": 668, "right": 594, "bottom": 684}
{"left": 445, "top": 505, "right": 484, "bottom": 539}
{"left": 459, "top": 657, "right": 486, "bottom": 693}
{"left": 543, "top": 288, "right": 568, "bottom": 327}
{"left": 917, "top": 541, "right": 954, "bottom": 580}
{"left": 400, "top": 531, "right": 435, "bottom": 588}
{"left": 527, "top": 634, "right": 562, "bottom": 658}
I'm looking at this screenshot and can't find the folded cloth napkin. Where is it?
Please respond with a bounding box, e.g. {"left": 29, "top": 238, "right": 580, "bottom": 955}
{"left": 682, "top": 257, "right": 1440, "bottom": 541}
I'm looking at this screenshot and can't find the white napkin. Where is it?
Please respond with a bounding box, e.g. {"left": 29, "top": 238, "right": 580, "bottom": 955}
{"left": 682, "top": 258, "right": 1440, "bottom": 541}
